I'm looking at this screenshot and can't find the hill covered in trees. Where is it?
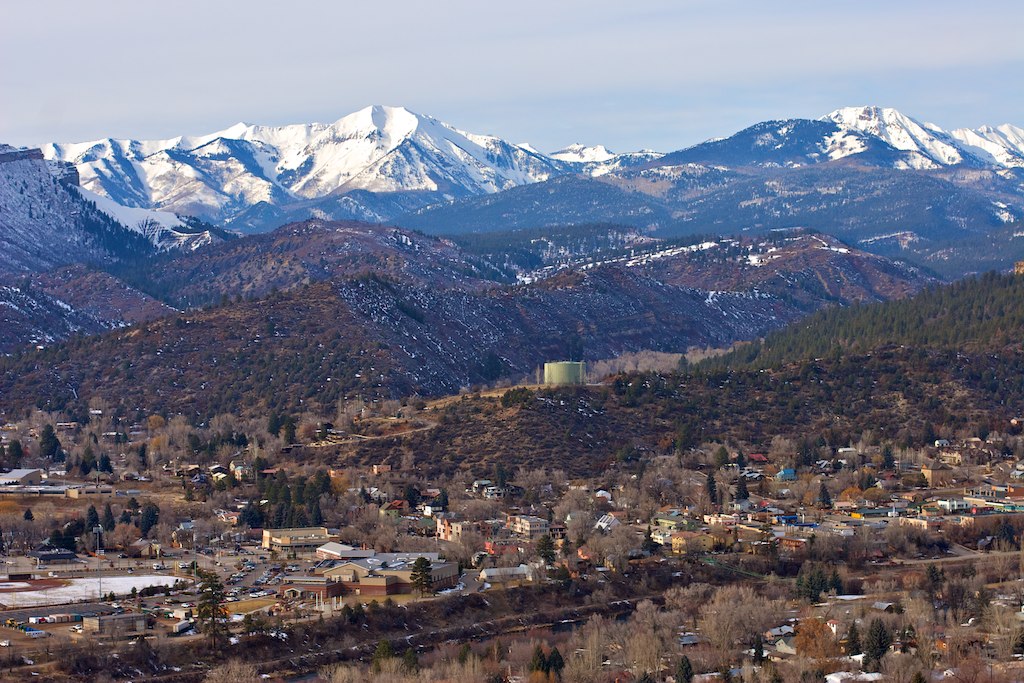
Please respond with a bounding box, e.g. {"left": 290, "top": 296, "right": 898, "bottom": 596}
{"left": 333, "top": 343, "right": 1024, "bottom": 478}
{"left": 708, "top": 271, "right": 1024, "bottom": 370}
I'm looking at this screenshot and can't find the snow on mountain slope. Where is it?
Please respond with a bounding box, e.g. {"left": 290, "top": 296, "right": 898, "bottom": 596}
{"left": 0, "top": 145, "right": 154, "bottom": 276}
{"left": 823, "top": 106, "right": 970, "bottom": 168}
{"left": 42, "top": 104, "right": 1024, "bottom": 235}
{"left": 949, "top": 124, "right": 1024, "bottom": 168}
{"left": 43, "top": 106, "right": 575, "bottom": 227}
{"left": 74, "top": 187, "right": 218, "bottom": 251}
{"left": 43, "top": 105, "right": 669, "bottom": 231}
{"left": 551, "top": 144, "right": 617, "bottom": 163}
{"left": 550, "top": 144, "right": 663, "bottom": 177}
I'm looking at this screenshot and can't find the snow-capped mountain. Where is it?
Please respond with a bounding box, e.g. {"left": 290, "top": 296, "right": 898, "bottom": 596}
{"left": 0, "top": 144, "right": 225, "bottom": 281}
{"left": 43, "top": 105, "right": 661, "bottom": 232}
{"left": 949, "top": 123, "right": 1024, "bottom": 168}
{"left": 74, "top": 187, "right": 221, "bottom": 252}
{"left": 659, "top": 105, "right": 1024, "bottom": 172}
{"left": 550, "top": 144, "right": 617, "bottom": 163}
{"left": 39, "top": 103, "right": 1024, "bottom": 239}
{"left": 823, "top": 106, "right": 976, "bottom": 168}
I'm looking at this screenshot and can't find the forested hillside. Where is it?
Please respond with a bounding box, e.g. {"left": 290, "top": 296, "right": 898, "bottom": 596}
{"left": 334, "top": 344, "right": 1024, "bottom": 477}
{"left": 709, "top": 271, "right": 1024, "bottom": 370}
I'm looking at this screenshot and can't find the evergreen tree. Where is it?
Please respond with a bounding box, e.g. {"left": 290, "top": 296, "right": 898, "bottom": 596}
{"left": 529, "top": 644, "right": 547, "bottom": 673}
{"left": 23, "top": 508, "right": 33, "bottom": 521}
{"left": 536, "top": 534, "right": 556, "bottom": 564}
{"left": 677, "top": 655, "right": 694, "bottom": 683}
{"left": 863, "top": 618, "right": 892, "bottom": 668}
{"left": 753, "top": 632, "right": 764, "bottom": 662}
{"left": 98, "top": 453, "right": 113, "bottom": 473}
{"left": 309, "top": 500, "right": 324, "bottom": 526}
{"left": 7, "top": 440, "right": 22, "bottom": 467}
{"left": 371, "top": 640, "right": 395, "bottom": 673}
{"left": 642, "top": 526, "right": 658, "bottom": 554}
{"left": 38, "top": 424, "right": 62, "bottom": 461}
{"left": 410, "top": 556, "right": 433, "bottom": 596}
{"left": 139, "top": 502, "right": 160, "bottom": 537}
{"left": 494, "top": 462, "right": 509, "bottom": 487}
{"left": 882, "top": 444, "right": 895, "bottom": 470}
{"left": 846, "top": 622, "right": 862, "bottom": 655}
{"left": 706, "top": 472, "right": 718, "bottom": 506}
{"left": 819, "top": 482, "right": 832, "bottom": 507}
{"left": 196, "top": 570, "right": 228, "bottom": 645}
{"left": 281, "top": 417, "right": 296, "bottom": 444}
{"left": 401, "top": 647, "right": 419, "bottom": 672}
{"left": 86, "top": 505, "right": 100, "bottom": 530}
{"left": 547, "top": 646, "right": 564, "bottom": 678}
{"left": 796, "top": 563, "right": 831, "bottom": 602}
{"left": 403, "top": 484, "right": 422, "bottom": 508}
{"left": 101, "top": 503, "right": 115, "bottom": 532}
{"left": 267, "top": 412, "right": 282, "bottom": 437}
{"left": 736, "top": 476, "right": 749, "bottom": 501}
{"left": 830, "top": 568, "right": 843, "bottom": 594}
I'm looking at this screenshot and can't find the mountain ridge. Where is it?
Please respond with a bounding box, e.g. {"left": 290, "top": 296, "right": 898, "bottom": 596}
{"left": 46, "top": 103, "right": 1024, "bottom": 237}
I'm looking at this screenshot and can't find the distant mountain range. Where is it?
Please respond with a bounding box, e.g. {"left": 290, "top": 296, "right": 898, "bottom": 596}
{"left": 42, "top": 105, "right": 659, "bottom": 233}
{"left": 0, "top": 144, "right": 226, "bottom": 276}
{"left": 4, "top": 102, "right": 1024, "bottom": 388}
{"left": 36, "top": 104, "right": 1024, "bottom": 277}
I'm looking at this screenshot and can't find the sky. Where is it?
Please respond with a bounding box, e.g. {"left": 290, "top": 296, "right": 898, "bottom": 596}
{"left": 2, "top": 0, "right": 1023, "bottom": 153}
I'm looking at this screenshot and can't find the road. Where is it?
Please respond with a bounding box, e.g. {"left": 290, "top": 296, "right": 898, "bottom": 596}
{"left": 895, "top": 548, "right": 1018, "bottom": 565}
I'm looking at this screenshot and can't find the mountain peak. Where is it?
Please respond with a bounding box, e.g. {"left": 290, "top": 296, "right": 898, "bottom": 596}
{"left": 331, "top": 105, "right": 424, "bottom": 147}
{"left": 822, "top": 105, "right": 964, "bottom": 166}
{"left": 823, "top": 105, "right": 913, "bottom": 129}
{"left": 550, "top": 143, "right": 616, "bottom": 163}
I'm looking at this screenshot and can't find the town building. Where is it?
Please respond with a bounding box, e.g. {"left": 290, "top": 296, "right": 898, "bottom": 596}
{"left": 507, "top": 514, "right": 550, "bottom": 539}
{"left": 922, "top": 461, "right": 953, "bottom": 487}
{"left": 0, "top": 469, "right": 43, "bottom": 486}
{"left": 304, "top": 552, "right": 458, "bottom": 597}
{"left": 262, "top": 527, "right": 340, "bottom": 555}
{"left": 83, "top": 613, "right": 148, "bottom": 637}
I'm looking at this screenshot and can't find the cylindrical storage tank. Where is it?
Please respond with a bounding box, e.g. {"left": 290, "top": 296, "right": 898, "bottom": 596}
{"left": 543, "top": 361, "right": 586, "bottom": 386}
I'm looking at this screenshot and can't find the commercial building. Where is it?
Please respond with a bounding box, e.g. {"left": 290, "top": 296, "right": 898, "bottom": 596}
{"left": 262, "top": 527, "right": 340, "bottom": 554}
{"left": 83, "top": 613, "right": 148, "bottom": 637}
{"left": 0, "top": 469, "right": 43, "bottom": 486}
{"left": 319, "top": 555, "right": 458, "bottom": 596}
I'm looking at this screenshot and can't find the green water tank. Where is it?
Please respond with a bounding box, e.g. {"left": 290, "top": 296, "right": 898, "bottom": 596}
{"left": 543, "top": 361, "right": 586, "bottom": 386}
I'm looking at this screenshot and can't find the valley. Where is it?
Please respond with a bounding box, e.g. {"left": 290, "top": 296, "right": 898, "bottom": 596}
{"left": 6, "top": 99, "right": 1024, "bottom": 683}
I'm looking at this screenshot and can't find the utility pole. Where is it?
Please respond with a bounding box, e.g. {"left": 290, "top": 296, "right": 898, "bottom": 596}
{"left": 93, "top": 525, "right": 103, "bottom": 600}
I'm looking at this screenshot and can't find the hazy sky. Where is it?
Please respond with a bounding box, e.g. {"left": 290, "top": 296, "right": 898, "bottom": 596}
{"left": 3, "top": 0, "right": 1023, "bottom": 153}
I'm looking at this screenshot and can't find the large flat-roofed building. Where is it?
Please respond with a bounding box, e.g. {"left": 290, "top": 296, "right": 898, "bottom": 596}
{"left": 0, "top": 469, "right": 43, "bottom": 486}
{"left": 262, "top": 527, "right": 340, "bottom": 554}
{"left": 83, "top": 613, "right": 148, "bottom": 637}
{"left": 318, "top": 554, "right": 458, "bottom": 596}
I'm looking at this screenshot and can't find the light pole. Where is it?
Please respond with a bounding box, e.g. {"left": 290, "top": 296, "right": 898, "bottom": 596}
{"left": 93, "top": 525, "right": 103, "bottom": 601}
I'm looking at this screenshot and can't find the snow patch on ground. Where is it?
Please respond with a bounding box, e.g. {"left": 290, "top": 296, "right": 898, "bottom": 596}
{"left": 0, "top": 575, "right": 184, "bottom": 608}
